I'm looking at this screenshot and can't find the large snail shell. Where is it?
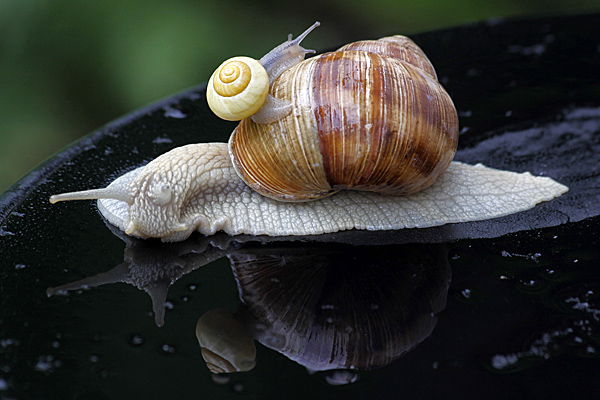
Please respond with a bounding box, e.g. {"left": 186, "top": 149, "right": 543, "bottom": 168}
{"left": 229, "top": 36, "right": 459, "bottom": 201}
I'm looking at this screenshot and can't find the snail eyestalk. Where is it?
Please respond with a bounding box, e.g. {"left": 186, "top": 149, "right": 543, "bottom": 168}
{"left": 259, "top": 21, "right": 320, "bottom": 82}
{"left": 49, "top": 187, "right": 134, "bottom": 205}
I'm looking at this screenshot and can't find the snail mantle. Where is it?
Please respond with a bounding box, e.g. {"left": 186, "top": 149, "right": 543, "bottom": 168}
{"left": 49, "top": 22, "right": 568, "bottom": 242}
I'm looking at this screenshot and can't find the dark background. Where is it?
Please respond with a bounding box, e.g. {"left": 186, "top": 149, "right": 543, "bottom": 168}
{"left": 1, "top": 0, "right": 598, "bottom": 193}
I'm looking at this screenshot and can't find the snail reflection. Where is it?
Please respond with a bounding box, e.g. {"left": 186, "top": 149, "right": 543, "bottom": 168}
{"left": 48, "top": 226, "right": 450, "bottom": 373}
{"left": 46, "top": 224, "right": 235, "bottom": 326}
{"left": 197, "top": 242, "right": 450, "bottom": 374}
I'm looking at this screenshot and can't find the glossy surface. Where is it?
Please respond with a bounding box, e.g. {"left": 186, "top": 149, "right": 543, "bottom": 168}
{"left": 1, "top": 13, "right": 600, "bottom": 399}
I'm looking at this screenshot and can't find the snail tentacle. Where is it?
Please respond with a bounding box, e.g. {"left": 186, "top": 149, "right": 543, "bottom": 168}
{"left": 259, "top": 21, "right": 320, "bottom": 82}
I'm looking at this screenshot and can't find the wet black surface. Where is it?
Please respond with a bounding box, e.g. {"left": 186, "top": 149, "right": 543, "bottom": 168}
{"left": 1, "top": 12, "right": 600, "bottom": 400}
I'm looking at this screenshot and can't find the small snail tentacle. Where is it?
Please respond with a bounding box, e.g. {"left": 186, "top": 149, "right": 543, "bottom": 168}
{"left": 259, "top": 21, "right": 320, "bottom": 82}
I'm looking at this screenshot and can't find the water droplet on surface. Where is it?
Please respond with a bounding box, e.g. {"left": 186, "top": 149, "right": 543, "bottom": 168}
{"left": 152, "top": 137, "right": 173, "bottom": 145}
{"left": 211, "top": 374, "right": 230, "bottom": 385}
{"left": 128, "top": 334, "right": 144, "bottom": 346}
{"left": 160, "top": 344, "right": 176, "bottom": 354}
{"left": 89, "top": 354, "right": 100, "bottom": 363}
{"left": 34, "top": 355, "right": 62, "bottom": 373}
{"left": 233, "top": 382, "right": 245, "bottom": 393}
{"left": 325, "top": 370, "right": 359, "bottom": 386}
{"left": 518, "top": 277, "right": 543, "bottom": 292}
{"left": 163, "top": 104, "right": 192, "bottom": 119}
{"left": 186, "top": 284, "right": 198, "bottom": 291}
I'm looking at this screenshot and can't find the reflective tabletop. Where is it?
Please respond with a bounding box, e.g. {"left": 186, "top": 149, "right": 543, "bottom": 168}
{"left": 1, "top": 12, "right": 600, "bottom": 400}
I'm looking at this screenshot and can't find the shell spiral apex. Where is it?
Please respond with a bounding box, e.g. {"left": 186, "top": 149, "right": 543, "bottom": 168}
{"left": 207, "top": 56, "right": 269, "bottom": 121}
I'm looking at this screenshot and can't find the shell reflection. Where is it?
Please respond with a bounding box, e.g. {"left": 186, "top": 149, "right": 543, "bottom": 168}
{"left": 197, "top": 242, "right": 450, "bottom": 372}
{"left": 196, "top": 308, "right": 257, "bottom": 373}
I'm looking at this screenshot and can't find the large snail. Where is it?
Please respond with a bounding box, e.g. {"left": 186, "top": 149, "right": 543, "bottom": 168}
{"left": 49, "top": 22, "right": 567, "bottom": 242}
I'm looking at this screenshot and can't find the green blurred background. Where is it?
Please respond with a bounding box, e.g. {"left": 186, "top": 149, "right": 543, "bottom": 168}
{"left": 1, "top": 0, "right": 597, "bottom": 193}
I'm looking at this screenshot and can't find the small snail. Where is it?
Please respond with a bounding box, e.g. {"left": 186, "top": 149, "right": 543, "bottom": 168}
{"left": 49, "top": 22, "right": 568, "bottom": 242}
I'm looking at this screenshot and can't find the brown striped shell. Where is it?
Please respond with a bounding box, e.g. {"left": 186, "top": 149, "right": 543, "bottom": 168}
{"left": 228, "top": 36, "right": 459, "bottom": 202}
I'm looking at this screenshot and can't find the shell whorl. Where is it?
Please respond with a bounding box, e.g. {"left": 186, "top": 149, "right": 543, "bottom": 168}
{"left": 207, "top": 56, "right": 269, "bottom": 121}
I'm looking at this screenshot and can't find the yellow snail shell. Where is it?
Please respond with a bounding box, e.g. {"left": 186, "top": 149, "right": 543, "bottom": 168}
{"left": 206, "top": 56, "right": 269, "bottom": 121}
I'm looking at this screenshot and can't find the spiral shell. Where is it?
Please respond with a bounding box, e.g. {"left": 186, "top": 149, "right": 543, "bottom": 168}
{"left": 206, "top": 56, "right": 269, "bottom": 121}
{"left": 196, "top": 308, "right": 257, "bottom": 373}
{"left": 228, "top": 36, "right": 459, "bottom": 201}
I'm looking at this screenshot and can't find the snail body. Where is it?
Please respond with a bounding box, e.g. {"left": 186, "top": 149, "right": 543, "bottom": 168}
{"left": 49, "top": 23, "right": 568, "bottom": 242}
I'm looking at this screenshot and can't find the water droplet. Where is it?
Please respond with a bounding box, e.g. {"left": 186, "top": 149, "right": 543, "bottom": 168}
{"left": 152, "top": 137, "right": 173, "bottom": 145}
{"left": 325, "top": 370, "right": 359, "bottom": 386}
{"left": 129, "top": 334, "right": 144, "bottom": 346}
{"left": 180, "top": 296, "right": 190, "bottom": 302}
{"left": 186, "top": 284, "right": 198, "bottom": 291}
{"left": 518, "top": 277, "right": 543, "bottom": 291}
{"left": 34, "top": 355, "right": 62, "bottom": 373}
{"left": 233, "top": 382, "right": 245, "bottom": 393}
{"left": 89, "top": 354, "right": 100, "bottom": 363}
{"left": 461, "top": 288, "right": 472, "bottom": 299}
{"left": 15, "top": 264, "right": 26, "bottom": 270}
{"left": 0, "top": 339, "right": 19, "bottom": 348}
{"left": 161, "top": 344, "right": 176, "bottom": 354}
{"left": 164, "top": 301, "right": 174, "bottom": 310}
{"left": 0, "top": 378, "right": 8, "bottom": 390}
{"left": 211, "top": 374, "right": 230, "bottom": 385}
{"left": 163, "top": 104, "right": 192, "bottom": 119}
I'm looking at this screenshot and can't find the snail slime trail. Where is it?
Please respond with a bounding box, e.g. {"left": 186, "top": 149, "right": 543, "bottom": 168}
{"left": 49, "top": 22, "right": 568, "bottom": 242}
